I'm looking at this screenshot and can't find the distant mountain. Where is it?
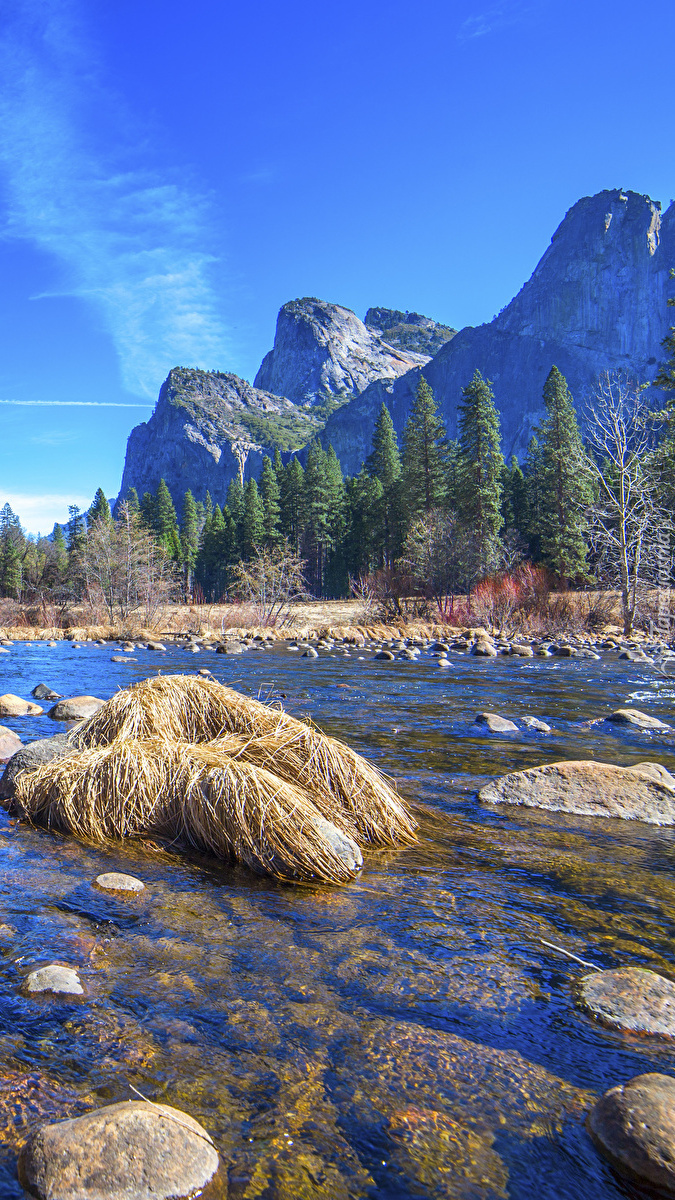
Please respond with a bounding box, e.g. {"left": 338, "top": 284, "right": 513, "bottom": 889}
{"left": 118, "top": 189, "right": 675, "bottom": 504}
{"left": 322, "top": 190, "right": 675, "bottom": 472}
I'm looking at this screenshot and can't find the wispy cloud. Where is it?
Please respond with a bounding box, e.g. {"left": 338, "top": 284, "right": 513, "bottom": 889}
{"left": 1, "top": 491, "right": 94, "bottom": 535}
{"left": 458, "top": 1, "right": 547, "bottom": 41}
{"left": 0, "top": 1, "right": 229, "bottom": 397}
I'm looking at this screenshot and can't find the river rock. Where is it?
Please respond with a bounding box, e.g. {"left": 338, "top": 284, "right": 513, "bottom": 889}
{"left": 31, "top": 684, "right": 62, "bottom": 701}
{"left": 0, "top": 726, "right": 23, "bottom": 762}
{"left": 510, "top": 643, "right": 534, "bottom": 657}
{"left": 479, "top": 760, "right": 675, "bottom": 823}
{"left": 146, "top": 641, "right": 166, "bottom": 651}
{"left": 471, "top": 641, "right": 497, "bottom": 657}
{"left": 588, "top": 1073, "right": 675, "bottom": 1193}
{"left": 0, "top": 733, "right": 73, "bottom": 800}
{"left": 475, "top": 712, "right": 518, "bottom": 733}
{"left": 95, "top": 872, "right": 145, "bottom": 893}
{"left": 216, "top": 641, "right": 246, "bottom": 654}
{"left": 0, "top": 694, "right": 43, "bottom": 717}
{"left": 521, "top": 715, "right": 552, "bottom": 732}
{"left": 312, "top": 815, "right": 363, "bottom": 874}
{"left": 303, "top": 647, "right": 319, "bottom": 658}
{"left": 111, "top": 655, "right": 133, "bottom": 663}
{"left": 578, "top": 968, "right": 675, "bottom": 1036}
{"left": 607, "top": 708, "right": 673, "bottom": 731}
{"left": 48, "top": 696, "right": 106, "bottom": 721}
{"left": 23, "top": 964, "right": 84, "bottom": 996}
{"left": 18, "top": 1100, "right": 219, "bottom": 1200}
{"left": 374, "top": 649, "right": 395, "bottom": 660}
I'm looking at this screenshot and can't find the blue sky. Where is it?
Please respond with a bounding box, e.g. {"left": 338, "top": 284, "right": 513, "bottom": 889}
{"left": 0, "top": 0, "right": 672, "bottom": 532}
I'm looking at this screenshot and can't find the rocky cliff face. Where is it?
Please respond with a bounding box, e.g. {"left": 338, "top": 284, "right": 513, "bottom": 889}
{"left": 322, "top": 190, "right": 675, "bottom": 472}
{"left": 253, "top": 297, "right": 426, "bottom": 404}
{"left": 118, "top": 368, "right": 319, "bottom": 508}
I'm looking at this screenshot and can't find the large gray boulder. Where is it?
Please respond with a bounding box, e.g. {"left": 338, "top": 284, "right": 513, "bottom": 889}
{"left": 479, "top": 760, "right": 675, "bottom": 824}
{"left": 19, "top": 1100, "right": 219, "bottom": 1200}
{"left": 0, "top": 733, "right": 72, "bottom": 801}
{"left": 606, "top": 707, "right": 672, "bottom": 731}
{"left": 588, "top": 1073, "right": 675, "bottom": 1193}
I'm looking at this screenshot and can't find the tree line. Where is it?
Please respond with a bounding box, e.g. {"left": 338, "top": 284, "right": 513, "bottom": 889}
{"left": 2, "top": 283, "right": 674, "bottom": 634}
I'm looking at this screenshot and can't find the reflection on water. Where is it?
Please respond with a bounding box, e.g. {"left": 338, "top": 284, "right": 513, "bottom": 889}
{"left": 1, "top": 641, "right": 675, "bottom": 1197}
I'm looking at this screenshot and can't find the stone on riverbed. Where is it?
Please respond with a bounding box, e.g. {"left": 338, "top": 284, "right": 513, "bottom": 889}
{"left": 95, "top": 872, "right": 145, "bottom": 893}
{"left": 0, "top": 694, "right": 43, "bottom": 717}
{"left": 521, "top": 715, "right": 551, "bottom": 733}
{"left": 577, "top": 967, "right": 675, "bottom": 1036}
{"left": 588, "top": 1073, "right": 675, "bottom": 1194}
{"left": 470, "top": 641, "right": 497, "bottom": 657}
{"left": 311, "top": 815, "right": 363, "bottom": 874}
{"left": 48, "top": 696, "right": 106, "bottom": 721}
{"left": 303, "top": 646, "right": 319, "bottom": 658}
{"left": 0, "top": 733, "right": 73, "bottom": 800}
{"left": 23, "top": 964, "right": 84, "bottom": 997}
{"left": 374, "top": 649, "right": 395, "bottom": 660}
{"left": 475, "top": 712, "right": 518, "bottom": 733}
{"left": 146, "top": 641, "right": 167, "bottom": 651}
{"left": 0, "top": 726, "right": 23, "bottom": 762}
{"left": 479, "top": 760, "right": 675, "bottom": 823}
{"left": 18, "top": 1100, "right": 219, "bottom": 1200}
{"left": 606, "top": 708, "right": 673, "bottom": 731}
{"left": 31, "top": 683, "right": 62, "bottom": 701}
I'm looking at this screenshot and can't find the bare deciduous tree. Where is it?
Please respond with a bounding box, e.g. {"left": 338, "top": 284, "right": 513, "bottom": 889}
{"left": 229, "top": 541, "right": 310, "bottom": 626}
{"left": 400, "top": 508, "right": 473, "bottom": 616}
{"left": 83, "top": 502, "right": 179, "bottom": 626}
{"left": 584, "top": 372, "right": 665, "bottom": 636}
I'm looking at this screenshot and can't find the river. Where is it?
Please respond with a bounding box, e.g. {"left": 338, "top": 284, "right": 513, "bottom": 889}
{"left": 1, "top": 639, "right": 674, "bottom": 1199}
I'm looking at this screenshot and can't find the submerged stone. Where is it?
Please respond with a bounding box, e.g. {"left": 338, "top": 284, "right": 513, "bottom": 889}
{"left": 95, "top": 873, "right": 145, "bottom": 893}
{"left": 23, "top": 964, "right": 84, "bottom": 997}
{"left": 578, "top": 967, "right": 675, "bottom": 1036}
{"left": 19, "top": 1100, "right": 219, "bottom": 1200}
{"left": 588, "top": 1073, "right": 675, "bottom": 1194}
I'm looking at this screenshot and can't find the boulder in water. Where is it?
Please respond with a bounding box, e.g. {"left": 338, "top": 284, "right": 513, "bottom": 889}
{"left": 479, "top": 760, "right": 675, "bottom": 824}
{"left": 588, "top": 1073, "right": 675, "bottom": 1194}
{"left": 578, "top": 967, "right": 675, "bottom": 1037}
{"left": 48, "top": 697, "right": 106, "bottom": 721}
{"left": 475, "top": 712, "right": 518, "bottom": 733}
{"left": 0, "top": 733, "right": 73, "bottom": 800}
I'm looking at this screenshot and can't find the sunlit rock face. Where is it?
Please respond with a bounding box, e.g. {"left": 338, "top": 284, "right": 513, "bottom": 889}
{"left": 322, "top": 190, "right": 675, "bottom": 471}
{"left": 254, "top": 297, "right": 426, "bottom": 404}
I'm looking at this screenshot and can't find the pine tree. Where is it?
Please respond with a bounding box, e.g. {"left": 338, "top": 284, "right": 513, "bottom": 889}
{"left": 65, "top": 505, "right": 86, "bottom": 556}
{"left": 279, "top": 458, "right": 305, "bottom": 554}
{"left": 87, "top": 488, "right": 112, "bottom": 526}
{"left": 125, "top": 488, "right": 141, "bottom": 517}
{"left": 303, "top": 443, "right": 331, "bottom": 594}
{"left": 226, "top": 477, "right": 245, "bottom": 551}
{"left": 456, "top": 369, "right": 504, "bottom": 578}
{"left": 501, "top": 456, "right": 528, "bottom": 535}
{"left": 0, "top": 537, "right": 22, "bottom": 598}
{"left": 401, "top": 377, "right": 448, "bottom": 521}
{"left": 367, "top": 403, "right": 403, "bottom": 566}
{"left": 51, "top": 524, "right": 68, "bottom": 577}
{"left": 241, "top": 479, "right": 264, "bottom": 559}
{"left": 523, "top": 436, "right": 545, "bottom": 562}
{"left": 273, "top": 448, "right": 285, "bottom": 487}
{"left": 324, "top": 446, "right": 347, "bottom": 595}
{"left": 344, "top": 470, "right": 384, "bottom": 578}
{"left": 534, "top": 366, "right": 593, "bottom": 585}
{"left": 259, "top": 455, "right": 281, "bottom": 545}
{"left": 204, "top": 491, "right": 214, "bottom": 523}
{"left": 180, "top": 491, "right": 200, "bottom": 592}
{"left": 151, "top": 479, "right": 180, "bottom": 560}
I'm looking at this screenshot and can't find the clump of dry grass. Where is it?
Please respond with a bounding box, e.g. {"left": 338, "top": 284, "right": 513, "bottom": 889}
{"left": 13, "top": 737, "right": 365, "bottom": 883}
{"left": 71, "top": 675, "right": 417, "bottom": 847}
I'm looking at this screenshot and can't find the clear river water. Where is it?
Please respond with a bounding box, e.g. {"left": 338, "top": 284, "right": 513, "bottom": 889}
{"left": 1, "top": 639, "right": 675, "bottom": 1199}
